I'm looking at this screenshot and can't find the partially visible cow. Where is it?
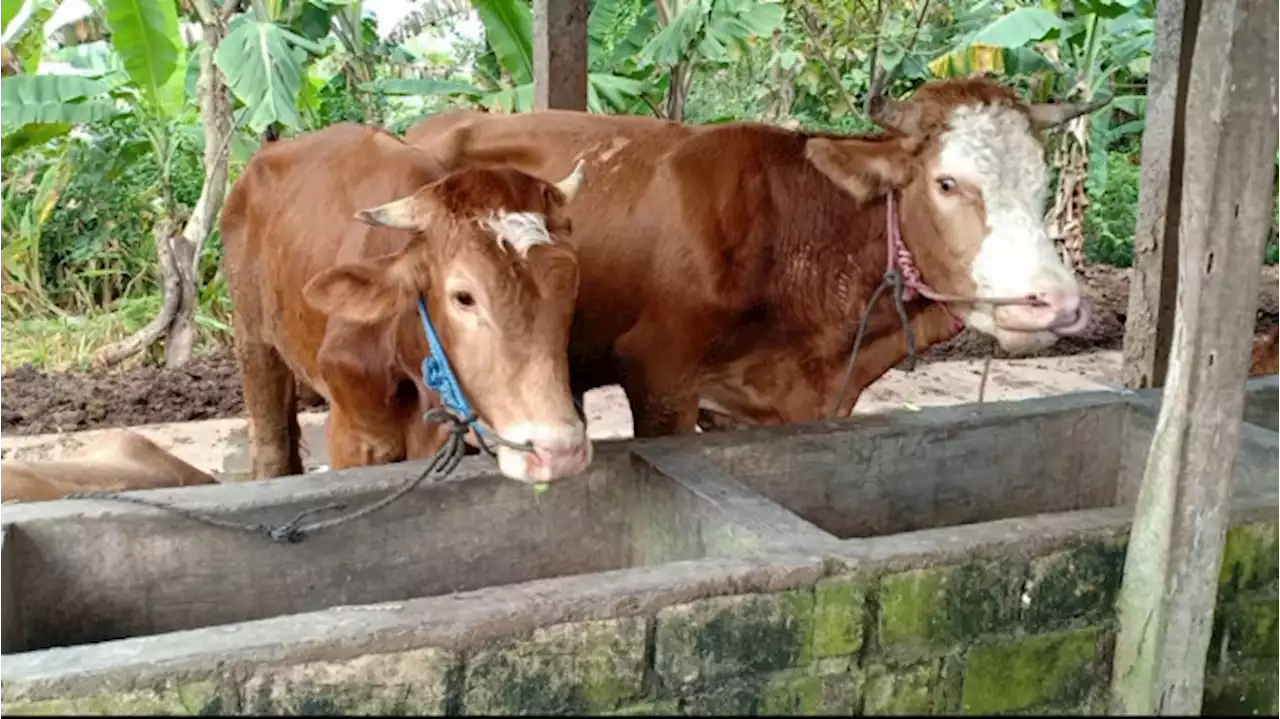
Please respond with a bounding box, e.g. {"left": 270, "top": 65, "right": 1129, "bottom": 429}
{"left": 220, "top": 123, "right": 591, "bottom": 483}
{"left": 406, "top": 77, "right": 1098, "bottom": 436}
{"left": 1250, "top": 325, "right": 1279, "bottom": 377}
{"left": 1, "top": 430, "right": 218, "bottom": 503}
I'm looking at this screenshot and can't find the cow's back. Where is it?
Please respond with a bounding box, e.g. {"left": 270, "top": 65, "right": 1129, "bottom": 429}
{"left": 407, "top": 110, "right": 697, "bottom": 364}
{"left": 220, "top": 124, "right": 439, "bottom": 391}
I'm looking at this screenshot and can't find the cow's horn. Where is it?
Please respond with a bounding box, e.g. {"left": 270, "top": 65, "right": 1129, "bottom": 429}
{"left": 554, "top": 160, "right": 586, "bottom": 202}
{"left": 1027, "top": 98, "right": 1112, "bottom": 129}
{"left": 867, "top": 94, "right": 922, "bottom": 136}
{"left": 354, "top": 195, "right": 423, "bottom": 230}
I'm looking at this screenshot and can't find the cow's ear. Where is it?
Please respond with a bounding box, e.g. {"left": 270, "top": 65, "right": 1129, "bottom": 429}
{"left": 303, "top": 250, "right": 419, "bottom": 324}
{"left": 805, "top": 137, "right": 914, "bottom": 203}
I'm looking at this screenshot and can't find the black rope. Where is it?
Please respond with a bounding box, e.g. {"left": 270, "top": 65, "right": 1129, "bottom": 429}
{"left": 63, "top": 409, "right": 479, "bottom": 544}
{"left": 829, "top": 268, "right": 918, "bottom": 418}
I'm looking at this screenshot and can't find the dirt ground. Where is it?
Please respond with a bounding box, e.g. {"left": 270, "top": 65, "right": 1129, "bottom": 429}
{"left": 3, "top": 264, "right": 1277, "bottom": 437}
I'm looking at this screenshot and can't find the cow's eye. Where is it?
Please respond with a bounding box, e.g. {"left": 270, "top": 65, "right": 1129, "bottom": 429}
{"left": 937, "top": 176, "right": 960, "bottom": 194}
{"left": 451, "top": 291, "right": 476, "bottom": 309}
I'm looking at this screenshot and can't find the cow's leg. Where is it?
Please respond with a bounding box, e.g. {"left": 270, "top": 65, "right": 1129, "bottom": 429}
{"left": 233, "top": 337, "right": 302, "bottom": 479}
{"left": 326, "top": 406, "right": 406, "bottom": 470}
{"left": 614, "top": 322, "right": 702, "bottom": 438}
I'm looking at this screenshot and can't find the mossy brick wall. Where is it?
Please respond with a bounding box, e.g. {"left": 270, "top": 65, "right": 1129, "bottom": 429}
{"left": 4, "top": 522, "right": 1276, "bottom": 716}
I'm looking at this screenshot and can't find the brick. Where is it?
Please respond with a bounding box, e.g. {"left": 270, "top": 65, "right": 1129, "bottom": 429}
{"left": 1022, "top": 539, "right": 1126, "bottom": 632}
{"left": 862, "top": 660, "right": 944, "bottom": 716}
{"left": 959, "top": 628, "right": 1106, "bottom": 715}
{"left": 654, "top": 590, "right": 815, "bottom": 691}
{"left": 813, "top": 575, "right": 867, "bottom": 659}
{"left": 603, "top": 700, "right": 681, "bottom": 716}
{"left": 678, "top": 663, "right": 860, "bottom": 716}
{"left": 878, "top": 561, "right": 1022, "bottom": 656}
{"left": 1204, "top": 664, "right": 1280, "bottom": 717}
{"left": 241, "top": 648, "right": 454, "bottom": 715}
{"left": 463, "top": 617, "right": 645, "bottom": 715}
{"left": 1218, "top": 522, "right": 1280, "bottom": 602}
{"left": 1210, "top": 597, "right": 1280, "bottom": 669}
{"left": 2, "top": 681, "right": 221, "bottom": 716}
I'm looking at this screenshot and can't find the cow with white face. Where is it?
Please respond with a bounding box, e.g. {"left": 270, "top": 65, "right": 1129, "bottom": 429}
{"left": 816, "top": 78, "right": 1099, "bottom": 355}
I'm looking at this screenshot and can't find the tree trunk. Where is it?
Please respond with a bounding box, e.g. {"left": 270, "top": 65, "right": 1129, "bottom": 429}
{"left": 165, "top": 2, "right": 234, "bottom": 368}
{"left": 95, "top": 217, "right": 183, "bottom": 366}
{"left": 763, "top": 29, "right": 794, "bottom": 124}
{"left": 97, "top": 0, "right": 235, "bottom": 369}
{"left": 665, "top": 62, "right": 687, "bottom": 121}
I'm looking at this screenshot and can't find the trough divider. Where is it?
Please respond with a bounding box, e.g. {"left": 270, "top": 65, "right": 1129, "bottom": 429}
{"left": 0, "top": 524, "right": 18, "bottom": 652}
{"left": 628, "top": 444, "right": 847, "bottom": 555}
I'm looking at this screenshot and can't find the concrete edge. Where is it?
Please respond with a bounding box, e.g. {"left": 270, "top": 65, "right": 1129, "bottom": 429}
{"left": 0, "top": 552, "right": 827, "bottom": 698}
{"left": 4, "top": 494, "right": 1276, "bottom": 702}
{"left": 0, "top": 439, "right": 641, "bottom": 526}
{"left": 637, "top": 389, "right": 1148, "bottom": 455}
{"left": 0, "top": 524, "right": 17, "bottom": 652}
{"left": 632, "top": 444, "right": 847, "bottom": 555}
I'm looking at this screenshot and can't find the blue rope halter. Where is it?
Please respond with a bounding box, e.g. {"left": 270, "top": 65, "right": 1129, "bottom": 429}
{"left": 415, "top": 296, "right": 480, "bottom": 429}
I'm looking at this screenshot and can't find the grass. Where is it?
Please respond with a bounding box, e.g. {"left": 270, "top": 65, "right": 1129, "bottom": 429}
{"left": 1, "top": 294, "right": 232, "bottom": 373}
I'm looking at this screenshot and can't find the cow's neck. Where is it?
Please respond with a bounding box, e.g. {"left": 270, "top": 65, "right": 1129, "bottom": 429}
{"left": 392, "top": 304, "right": 438, "bottom": 409}
{"left": 809, "top": 194, "right": 965, "bottom": 416}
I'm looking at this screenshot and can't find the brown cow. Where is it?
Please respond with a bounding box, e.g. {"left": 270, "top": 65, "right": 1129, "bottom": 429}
{"left": 1250, "top": 325, "right": 1279, "bottom": 377}
{"left": 220, "top": 123, "right": 591, "bottom": 484}
{"left": 406, "top": 78, "right": 1097, "bottom": 436}
{"left": 1, "top": 430, "right": 218, "bottom": 503}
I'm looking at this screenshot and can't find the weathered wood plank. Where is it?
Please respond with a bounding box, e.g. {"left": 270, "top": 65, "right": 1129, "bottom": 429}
{"left": 1110, "top": 0, "right": 1279, "bottom": 713}
{"left": 0, "top": 524, "right": 20, "bottom": 652}
{"left": 533, "top": 0, "right": 588, "bottom": 111}
{"left": 1120, "top": 0, "right": 1197, "bottom": 389}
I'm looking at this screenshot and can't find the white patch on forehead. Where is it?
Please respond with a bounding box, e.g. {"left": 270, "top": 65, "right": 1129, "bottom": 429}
{"left": 936, "top": 104, "right": 1048, "bottom": 213}
{"left": 479, "top": 211, "right": 554, "bottom": 258}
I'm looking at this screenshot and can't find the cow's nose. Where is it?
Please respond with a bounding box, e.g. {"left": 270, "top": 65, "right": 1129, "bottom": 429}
{"left": 995, "top": 288, "right": 1090, "bottom": 335}
{"left": 524, "top": 439, "right": 591, "bottom": 481}
{"left": 1037, "top": 290, "right": 1091, "bottom": 336}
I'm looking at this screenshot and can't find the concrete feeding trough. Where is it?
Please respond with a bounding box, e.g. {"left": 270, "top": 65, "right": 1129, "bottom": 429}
{"left": 0, "top": 441, "right": 790, "bottom": 656}
{"left": 2, "top": 389, "right": 1276, "bottom": 716}
{"left": 1242, "top": 374, "right": 1278, "bottom": 432}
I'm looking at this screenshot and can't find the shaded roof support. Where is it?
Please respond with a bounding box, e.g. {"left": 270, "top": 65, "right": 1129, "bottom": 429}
{"left": 1119, "top": 0, "right": 1197, "bottom": 390}
{"left": 533, "top": 0, "right": 588, "bottom": 111}
{"left": 1110, "top": 0, "right": 1279, "bottom": 713}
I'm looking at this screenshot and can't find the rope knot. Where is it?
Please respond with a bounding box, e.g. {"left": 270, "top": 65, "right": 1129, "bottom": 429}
{"left": 266, "top": 524, "right": 307, "bottom": 543}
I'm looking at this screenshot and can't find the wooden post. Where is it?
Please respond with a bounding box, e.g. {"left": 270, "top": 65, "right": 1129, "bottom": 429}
{"left": 1110, "top": 0, "right": 1278, "bottom": 714}
{"left": 1120, "top": 0, "right": 1197, "bottom": 389}
{"left": 533, "top": 0, "right": 588, "bottom": 111}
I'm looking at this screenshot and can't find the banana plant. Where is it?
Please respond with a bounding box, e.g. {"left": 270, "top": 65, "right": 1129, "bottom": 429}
{"left": 368, "top": 0, "right": 656, "bottom": 114}
{"left": 639, "top": 0, "right": 782, "bottom": 119}
{"left": 214, "top": 0, "right": 328, "bottom": 135}
{"left": 930, "top": 0, "right": 1153, "bottom": 268}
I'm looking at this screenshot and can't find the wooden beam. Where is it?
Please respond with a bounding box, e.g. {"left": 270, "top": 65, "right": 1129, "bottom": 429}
{"left": 533, "top": 0, "right": 588, "bottom": 112}
{"left": 1110, "top": 0, "right": 1279, "bottom": 714}
{"left": 1120, "top": 0, "right": 1200, "bottom": 389}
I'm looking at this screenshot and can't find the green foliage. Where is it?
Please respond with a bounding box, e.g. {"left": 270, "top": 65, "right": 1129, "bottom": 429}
{"left": 3, "top": 113, "right": 207, "bottom": 314}
{"left": 103, "top": 0, "right": 185, "bottom": 114}
{"left": 1082, "top": 151, "right": 1139, "bottom": 267}
{"left": 0, "top": 75, "right": 117, "bottom": 128}
{"left": 473, "top": 0, "right": 534, "bottom": 84}
{"left": 217, "top": 16, "right": 319, "bottom": 133}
